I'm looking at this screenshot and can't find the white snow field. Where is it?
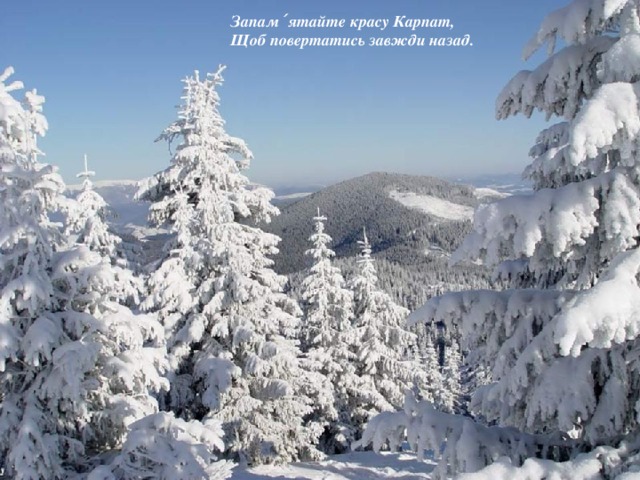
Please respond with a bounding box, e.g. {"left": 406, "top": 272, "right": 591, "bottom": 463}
{"left": 232, "top": 452, "right": 436, "bottom": 479}
{"left": 473, "top": 187, "right": 508, "bottom": 200}
{"left": 388, "top": 190, "right": 474, "bottom": 221}
{"left": 275, "top": 191, "right": 314, "bottom": 201}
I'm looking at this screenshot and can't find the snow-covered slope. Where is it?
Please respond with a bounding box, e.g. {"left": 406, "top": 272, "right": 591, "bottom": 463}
{"left": 273, "top": 191, "right": 314, "bottom": 207}
{"left": 389, "top": 190, "right": 475, "bottom": 221}
{"left": 232, "top": 451, "right": 435, "bottom": 479}
{"left": 275, "top": 191, "right": 313, "bottom": 201}
{"left": 474, "top": 187, "right": 509, "bottom": 200}
{"left": 387, "top": 187, "right": 510, "bottom": 221}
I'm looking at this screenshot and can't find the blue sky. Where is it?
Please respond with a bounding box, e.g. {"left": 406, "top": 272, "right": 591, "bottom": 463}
{"left": 3, "top": 0, "right": 561, "bottom": 188}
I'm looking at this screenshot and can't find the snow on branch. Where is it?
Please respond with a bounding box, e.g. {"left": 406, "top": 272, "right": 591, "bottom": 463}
{"left": 598, "top": 33, "right": 640, "bottom": 84}
{"left": 408, "top": 289, "right": 570, "bottom": 353}
{"left": 523, "top": 0, "right": 626, "bottom": 59}
{"left": 358, "top": 394, "right": 640, "bottom": 479}
{"left": 457, "top": 435, "right": 640, "bottom": 480}
{"left": 90, "top": 412, "right": 234, "bottom": 480}
{"left": 554, "top": 248, "right": 640, "bottom": 356}
{"left": 454, "top": 178, "right": 599, "bottom": 265}
{"left": 355, "top": 394, "right": 550, "bottom": 480}
{"left": 497, "top": 37, "right": 615, "bottom": 121}
{"left": 407, "top": 288, "right": 573, "bottom": 427}
{"left": 453, "top": 168, "right": 640, "bottom": 286}
{"left": 523, "top": 122, "right": 608, "bottom": 189}
{"left": 409, "top": 250, "right": 640, "bottom": 442}
{"left": 569, "top": 82, "right": 640, "bottom": 167}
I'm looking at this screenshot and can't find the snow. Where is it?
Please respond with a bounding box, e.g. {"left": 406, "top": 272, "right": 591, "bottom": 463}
{"left": 456, "top": 455, "right": 603, "bottom": 480}
{"left": 424, "top": 244, "right": 449, "bottom": 258}
{"left": 554, "top": 247, "right": 640, "bottom": 356}
{"left": 473, "top": 188, "right": 508, "bottom": 200}
{"left": 523, "top": 0, "right": 626, "bottom": 59}
{"left": 498, "top": 37, "right": 615, "bottom": 121}
{"left": 275, "top": 191, "right": 313, "bottom": 201}
{"left": 569, "top": 81, "right": 640, "bottom": 166}
{"left": 93, "top": 412, "right": 232, "bottom": 480}
{"left": 137, "top": 67, "right": 319, "bottom": 465}
{"left": 231, "top": 451, "right": 435, "bottom": 479}
{"left": 388, "top": 190, "right": 474, "bottom": 221}
{"left": 599, "top": 34, "right": 640, "bottom": 84}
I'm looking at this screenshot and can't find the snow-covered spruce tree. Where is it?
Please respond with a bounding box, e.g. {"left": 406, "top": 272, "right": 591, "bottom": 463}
{"left": 415, "top": 338, "right": 448, "bottom": 412}
{"left": 299, "top": 210, "right": 357, "bottom": 453}
{"left": 347, "top": 229, "right": 424, "bottom": 438}
{"left": 360, "top": 2, "right": 640, "bottom": 478}
{"left": 0, "top": 67, "right": 171, "bottom": 478}
{"left": 300, "top": 209, "right": 353, "bottom": 352}
{"left": 65, "top": 155, "right": 141, "bottom": 306}
{"left": 67, "top": 156, "right": 118, "bottom": 260}
{"left": 137, "top": 67, "right": 321, "bottom": 464}
{"left": 440, "top": 339, "right": 463, "bottom": 414}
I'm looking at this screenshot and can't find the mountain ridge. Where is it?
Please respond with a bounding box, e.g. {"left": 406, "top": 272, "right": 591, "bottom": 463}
{"left": 263, "top": 171, "right": 485, "bottom": 273}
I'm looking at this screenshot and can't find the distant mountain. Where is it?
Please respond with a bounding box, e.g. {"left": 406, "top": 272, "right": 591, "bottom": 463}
{"left": 262, "top": 172, "right": 492, "bottom": 274}
{"left": 450, "top": 173, "right": 532, "bottom": 195}
{"left": 65, "top": 174, "right": 512, "bottom": 235}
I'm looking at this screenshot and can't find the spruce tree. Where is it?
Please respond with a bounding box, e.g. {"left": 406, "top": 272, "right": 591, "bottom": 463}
{"left": 348, "top": 229, "right": 423, "bottom": 436}
{"left": 361, "top": 2, "right": 640, "bottom": 477}
{"left": 66, "top": 155, "right": 141, "bottom": 305}
{"left": 299, "top": 210, "right": 357, "bottom": 453}
{"left": 440, "top": 340, "right": 463, "bottom": 414}
{"left": 449, "top": 0, "right": 640, "bottom": 457}
{"left": 300, "top": 209, "right": 353, "bottom": 351}
{"left": 416, "top": 338, "right": 447, "bottom": 411}
{"left": 137, "top": 67, "right": 320, "bottom": 464}
{"left": 0, "top": 67, "right": 167, "bottom": 478}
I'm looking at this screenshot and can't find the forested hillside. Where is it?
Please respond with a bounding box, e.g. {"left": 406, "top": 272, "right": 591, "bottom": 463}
{"left": 263, "top": 172, "right": 483, "bottom": 274}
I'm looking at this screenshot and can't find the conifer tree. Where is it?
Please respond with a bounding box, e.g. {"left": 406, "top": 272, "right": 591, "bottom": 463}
{"left": 0, "top": 67, "right": 167, "bottom": 478}
{"left": 299, "top": 210, "right": 358, "bottom": 452}
{"left": 67, "top": 156, "right": 120, "bottom": 258}
{"left": 301, "top": 209, "right": 353, "bottom": 351}
{"left": 415, "top": 338, "right": 447, "bottom": 410}
{"left": 348, "top": 229, "right": 423, "bottom": 436}
{"left": 360, "top": 2, "right": 640, "bottom": 477}
{"left": 66, "top": 155, "right": 141, "bottom": 305}
{"left": 137, "top": 67, "right": 320, "bottom": 464}
{"left": 440, "top": 340, "right": 462, "bottom": 414}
